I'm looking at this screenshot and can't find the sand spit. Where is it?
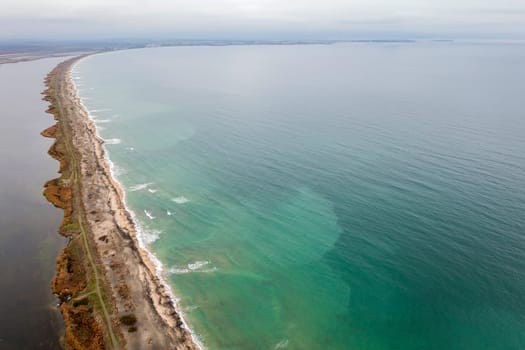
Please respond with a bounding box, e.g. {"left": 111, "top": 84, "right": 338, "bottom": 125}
{"left": 42, "top": 55, "right": 199, "bottom": 349}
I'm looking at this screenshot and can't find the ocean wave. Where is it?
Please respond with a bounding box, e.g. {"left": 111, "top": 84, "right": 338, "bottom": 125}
{"left": 189, "top": 261, "right": 209, "bottom": 270}
{"left": 111, "top": 163, "right": 127, "bottom": 177}
{"left": 104, "top": 138, "right": 122, "bottom": 145}
{"left": 91, "top": 108, "right": 112, "bottom": 113}
{"left": 172, "top": 196, "right": 190, "bottom": 204}
{"left": 95, "top": 119, "right": 111, "bottom": 124}
{"left": 183, "top": 305, "right": 199, "bottom": 312}
{"left": 167, "top": 210, "right": 173, "bottom": 216}
{"left": 125, "top": 147, "right": 135, "bottom": 152}
{"left": 148, "top": 188, "right": 158, "bottom": 193}
{"left": 142, "top": 229, "right": 161, "bottom": 244}
{"left": 168, "top": 260, "right": 217, "bottom": 275}
{"left": 275, "top": 339, "right": 289, "bottom": 349}
{"left": 129, "top": 182, "right": 154, "bottom": 192}
{"left": 144, "top": 210, "right": 156, "bottom": 220}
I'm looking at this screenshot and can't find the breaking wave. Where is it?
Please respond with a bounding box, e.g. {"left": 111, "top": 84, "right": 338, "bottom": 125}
{"left": 275, "top": 339, "right": 289, "bottom": 349}
{"left": 172, "top": 196, "right": 190, "bottom": 204}
{"left": 104, "top": 138, "right": 122, "bottom": 145}
{"left": 168, "top": 261, "right": 217, "bottom": 274}
{"left": 144, "top": 210, "right": 156, "bottom": 220}
{"left": 142, "top": 229, "right": 161, "bottom": 244}
{"left": 129, "top": 182, "right": 154, "bottom": 192}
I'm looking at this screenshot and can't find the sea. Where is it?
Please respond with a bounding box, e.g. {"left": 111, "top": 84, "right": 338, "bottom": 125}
{"left": 74, "top": 42, "right": 525, "bottom": 350}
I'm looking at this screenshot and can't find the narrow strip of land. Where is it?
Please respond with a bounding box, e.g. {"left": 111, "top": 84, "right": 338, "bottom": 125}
{"left": 43, "top": 55, "right": 200, "bottom": 349}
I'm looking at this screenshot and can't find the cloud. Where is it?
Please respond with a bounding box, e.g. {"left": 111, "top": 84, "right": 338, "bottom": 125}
{"left": 1, "top": 0, "right": 524, "bottom": 39}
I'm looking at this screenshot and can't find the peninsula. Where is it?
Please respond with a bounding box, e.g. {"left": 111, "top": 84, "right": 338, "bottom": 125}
{"left": 42, "top": 55, "right": 200, "bottom": 349}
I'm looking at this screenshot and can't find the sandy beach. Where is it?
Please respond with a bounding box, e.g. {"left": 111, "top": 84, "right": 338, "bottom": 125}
{"left": 42, "top": 55, "right": 200, "bottom": 349}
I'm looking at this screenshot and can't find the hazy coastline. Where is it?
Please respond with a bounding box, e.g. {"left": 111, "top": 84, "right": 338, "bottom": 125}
{"left": 3, "top": 0, "right": 525, "bottom": 347}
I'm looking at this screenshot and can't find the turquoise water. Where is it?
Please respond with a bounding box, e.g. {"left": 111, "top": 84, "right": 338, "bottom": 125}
{"left": 75, "top": 43, "right": 525, "bottom": 349}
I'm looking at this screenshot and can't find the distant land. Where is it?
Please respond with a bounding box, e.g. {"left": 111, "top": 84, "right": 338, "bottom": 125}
{"left": 0, "top": 38, "right": 434, "bottom": 64}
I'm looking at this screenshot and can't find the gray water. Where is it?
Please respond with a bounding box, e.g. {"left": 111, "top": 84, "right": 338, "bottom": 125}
{"left": 0, "top": 58, "right": 65, "bottom": 350}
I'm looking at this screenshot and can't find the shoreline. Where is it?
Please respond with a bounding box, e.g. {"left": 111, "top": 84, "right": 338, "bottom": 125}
{"left": 42, "top": 54, "right": 201, "bottom": 349}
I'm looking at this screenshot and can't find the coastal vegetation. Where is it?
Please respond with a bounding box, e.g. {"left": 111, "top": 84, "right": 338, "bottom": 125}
{"left": 42, "top": 58, "right": 114, "bottom": 349}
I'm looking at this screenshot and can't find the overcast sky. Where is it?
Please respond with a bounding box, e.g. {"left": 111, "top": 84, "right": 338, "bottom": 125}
{"left": 2, "top": 0, "right": 525, "bottom": 40}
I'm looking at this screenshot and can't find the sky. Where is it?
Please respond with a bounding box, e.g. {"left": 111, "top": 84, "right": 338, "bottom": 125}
{"left": 2, "top": 0, "right": 525, "bottom": 40}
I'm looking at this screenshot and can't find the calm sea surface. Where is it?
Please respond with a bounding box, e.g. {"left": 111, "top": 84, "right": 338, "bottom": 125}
{"left": 0, "top": 58, "right": 65, "bottom": 349}
{"left": 76, "top": 43, "right": 525, "bottom": 349}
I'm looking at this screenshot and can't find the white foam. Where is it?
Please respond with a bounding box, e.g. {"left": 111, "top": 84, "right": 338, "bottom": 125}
{"left": 275, "top": 339, "right": 289, "bottom": 349}
{"left": 168, "top": 261, "right": 217, "bottom": 275}
{"left": 142, "top": 229, "right": 161, "bottom": 244}
{"left": 148, "top": 188, "right": 158, "bottom": 193}
{"left": 91, "top": 108, "right": 112, "bottom": 113}
{"left": 171, "top": 266, "right": 217, "bottom": 275}
{"left": 129, "top": 182, "right": 154, "bottom": 192}
{"left": 125, "top": 147, "right": 135, "bottom": 151}
{"left": 183, "top": 305, "right": 199, "bottom": 312}
{"left": 111, "top": 163, "right": 127, "bottom": 177}
{"left": 104, "top": 138, "right": 122, "bottom": 145}
{"left": 95, "top": 119, "right": 111, "bottom": 124}
{"left": 167, "top": 210, "right": 173, "bottom": 216}
{"left": 172, "top": 196, "right": 190, "bottom": 204}
{"left": 168, "top": 267, "right": 191, "bottom": 274}
{"left": 144, "top": 210, "right": 156, "bottom": 220}
{"left": 188, "top": 261, "right": 209, "bottom": 270}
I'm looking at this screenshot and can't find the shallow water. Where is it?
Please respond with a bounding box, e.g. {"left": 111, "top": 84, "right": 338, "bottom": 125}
{"left": 76, "top": 42, "right": 525, "bottom": 349}
{"left": 0, "top": 58, "right": 66, "bottom": 350}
